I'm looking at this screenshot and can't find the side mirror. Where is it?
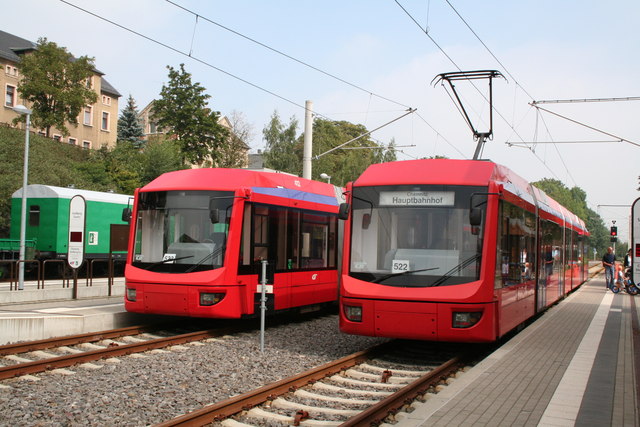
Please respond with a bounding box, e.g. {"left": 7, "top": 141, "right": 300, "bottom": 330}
{"left": 209, "top": 209, "right": 220, "bottom": 224}
{"left": 121, "top": 208, "right": 132, "bottom": 223}
{"left": 469, "top": 207, "right": 482, "bottom": 227}
{"left": 338, "top": 203, "right": 350, "bottom": 220}
{"left": 362, "top": 213, "right": 371, "bottom": 229}
{"left": 209, "top": 200, "right": 220, "bottom": 223}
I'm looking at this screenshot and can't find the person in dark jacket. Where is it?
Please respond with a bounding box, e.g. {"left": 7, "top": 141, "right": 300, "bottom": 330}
{"left": 602, "top": 247, "right": 616, "bottom": 290}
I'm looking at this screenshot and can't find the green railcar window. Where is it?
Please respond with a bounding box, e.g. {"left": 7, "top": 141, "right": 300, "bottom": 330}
{"left": 29, "top": 205, "right": 40, "bottom": 227}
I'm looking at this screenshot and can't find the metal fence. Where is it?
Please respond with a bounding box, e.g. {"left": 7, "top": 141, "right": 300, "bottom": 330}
{"left": 0, "top": 257, "right": 125, "bottom": 294}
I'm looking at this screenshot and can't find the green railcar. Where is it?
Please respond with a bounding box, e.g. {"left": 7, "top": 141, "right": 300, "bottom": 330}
{"left": 8, "top": 185, "right": 132, "bottom": 262}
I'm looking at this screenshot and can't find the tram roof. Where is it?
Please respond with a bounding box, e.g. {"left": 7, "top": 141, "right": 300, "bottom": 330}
{"left": 141, "top": 168, "right": 339, "bottom": 199}
{"left": 354, "top": 159, "right": 588, "bottom": 233}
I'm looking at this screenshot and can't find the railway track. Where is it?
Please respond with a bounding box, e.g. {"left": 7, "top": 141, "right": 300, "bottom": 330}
{"left": 0, "top": 323, "right": 247, "bottom": 381}
{"left": 155, "top": 341, "right": 476, "bottom": 427}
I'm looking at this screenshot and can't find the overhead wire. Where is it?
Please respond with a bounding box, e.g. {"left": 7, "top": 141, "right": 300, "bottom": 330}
{"left": 532, "top": 105, "right": 640, "bottom": 148}
{"left": 444, "top": 0, "right": 537, "bottom": 102}
{"left": 164, "top": 0, "right": 412, "bottom": 110}
{"left": 58, "top": 0, "right": 308, "bottom": 113}
{"left": 58, "top": 0, "right": 417, "bottom": 148}
{"left": 396, "top": 0, "right": 589, "bottom": 185}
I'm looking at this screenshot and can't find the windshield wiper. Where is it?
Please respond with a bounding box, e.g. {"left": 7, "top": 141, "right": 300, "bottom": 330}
{"left": 141, "top": 255, "right": 194, "bottom": 271}
{"left": 185, "top": 245, "right": 226, "bottom": 273}
{"left": 372, "top": 267, "right": 440, "bottom": 284}
{"left": 430, "top": 254, "right": 481, "bottom": 287}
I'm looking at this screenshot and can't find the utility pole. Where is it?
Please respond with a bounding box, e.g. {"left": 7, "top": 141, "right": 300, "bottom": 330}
{"left": 302, "top": 100, "right": 313, "bottom": 180}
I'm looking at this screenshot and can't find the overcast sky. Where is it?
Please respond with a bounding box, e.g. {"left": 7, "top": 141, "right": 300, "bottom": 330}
{"left": 3, "top": 0, "right": 639, "bottom": 245}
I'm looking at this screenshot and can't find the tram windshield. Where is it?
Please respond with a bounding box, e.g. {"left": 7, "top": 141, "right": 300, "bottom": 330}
{"left": 132, "top": 190, "right": 234, "bottom": 273}
{"left": 348, "top": 185, "right": 486, "bottom": 287}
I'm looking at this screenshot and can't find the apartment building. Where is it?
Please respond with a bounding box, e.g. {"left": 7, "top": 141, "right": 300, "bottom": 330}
{"left": 0, "top": 30, "right": 121, "bottom": 149}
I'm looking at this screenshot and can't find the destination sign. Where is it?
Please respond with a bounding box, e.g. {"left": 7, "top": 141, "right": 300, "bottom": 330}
{"left": 379, "top": 191, "right": 455, "bottom": 207}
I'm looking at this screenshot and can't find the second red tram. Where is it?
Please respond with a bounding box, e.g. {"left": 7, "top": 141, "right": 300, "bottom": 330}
{"left": 123, "top": 168, "right": 342, "bottom": 318}
{"left": 339, "top": 159, "right": 589, "bottom": 343}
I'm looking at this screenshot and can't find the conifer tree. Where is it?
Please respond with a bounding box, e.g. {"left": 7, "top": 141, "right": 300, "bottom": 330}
{"left": 117, "top": 95, "right": 145, "bottom": 148}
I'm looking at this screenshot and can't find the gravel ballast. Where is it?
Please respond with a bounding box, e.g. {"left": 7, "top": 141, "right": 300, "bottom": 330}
{"left": 0, "top": 314, "right": 385, "bottom": 426}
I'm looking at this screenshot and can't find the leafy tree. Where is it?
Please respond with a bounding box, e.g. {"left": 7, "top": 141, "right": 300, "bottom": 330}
{"left": 380, "top": 138, "right": 398, "bottom": 164}
{"left": 140, "top": 136, "right": 185, "bottom": 183}
{"left": 262, "top": 111, "right": 300, "bottom": 174}
{"left": 0, "top": 127, "right": 121, "bottom": 236}
{"left": 153, "top": 64, "right": 229, "bottom": 165}
{"left": 16, "top": 38, "right": 98, "bottom": 137}
{"left": 307, "top": 118, "right": 390, "bottom": 186}
{"left": 117, "top": 94, "right": 145, "bottom": 148}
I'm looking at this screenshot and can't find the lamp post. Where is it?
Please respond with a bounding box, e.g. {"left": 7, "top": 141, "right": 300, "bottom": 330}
{"left": 13, "top": 104, "right": 32, "bottom": 291}
{"left": 320, "top": 173, "right": 331, "bottom": 184}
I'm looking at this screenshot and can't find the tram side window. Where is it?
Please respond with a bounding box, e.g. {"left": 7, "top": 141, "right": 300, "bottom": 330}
{"left": 564, "top": 228, "right": 572, "bottom": 272}
{"left": 253, "top": 206, "right": 269, "bottom": 263}
{"left": 495, "top": 200, "right": 537, "bottom": 288}
{"left": 539, "top": 219, "right": 563, "bottom": 281}
{"left": 301, "top": 212, "right": 336, "bottom": 269}
{"left": 238, "top": 203, "right": 337, "bottom": 274}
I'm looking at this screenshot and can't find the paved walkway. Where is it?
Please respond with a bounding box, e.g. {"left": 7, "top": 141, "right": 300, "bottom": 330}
{"left": 394, "top": 276, "right": 639, "bottom": 426}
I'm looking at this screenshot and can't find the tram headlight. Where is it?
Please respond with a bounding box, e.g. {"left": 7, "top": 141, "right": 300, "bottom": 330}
{"left": 200, "top": 292, "right": 225, "bottom": 306}
{"left": 343, "top": 304, "right": 362, "bottom": 322}
{"left": 452, "top": 311, "right": 482, "bottom": 328}
{"left": 126, "top": 288, "right": 137, "bottom": 302}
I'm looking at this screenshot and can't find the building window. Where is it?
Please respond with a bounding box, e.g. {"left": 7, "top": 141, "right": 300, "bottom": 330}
{"left": 53, "top": 134, "right": 62, "bottom": 142}
{"left": 101, "top": 111, "right": 110, "bottom": 131}
{"left": 85, "top": 76, "right": 93, "bottom": 89}
{"left": 68, "top": 137, "right": 77, "bottom": 145}
{"left": 5, "top": 84, "right": 16, "bottom": 107}
{"left": 102, "top": 95, "right": 111, "bottom": 106}
{"left": 5, "top": 65, "right": 18, "bottom": 77}
{"left": 83, "top": 105, "right": 92, "bottom": 126}
{"left": 83, "top": 140, "right": 91, "bottom": 149}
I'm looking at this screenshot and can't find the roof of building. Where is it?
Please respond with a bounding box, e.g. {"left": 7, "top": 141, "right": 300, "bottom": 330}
{"left": 0, "top": 30, "right": 36, "bottom": 62}
{"left": 0, "top": 30, "right": 120, "bottom": 98}
{"left": 100, "top": 77, "right": 121, "bottom": 97}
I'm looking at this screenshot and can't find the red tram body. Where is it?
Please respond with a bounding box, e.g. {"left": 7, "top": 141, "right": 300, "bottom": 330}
{"left": 124, "top": 168, "right": 342, "bottom": 318}
{"left": 339, "top": 159, "right": 589, "bottom": 342}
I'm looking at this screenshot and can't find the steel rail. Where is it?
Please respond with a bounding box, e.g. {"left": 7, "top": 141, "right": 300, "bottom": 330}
{"left": 339, "top": 356, "right": 462, "bottom": 426}
{"left": 0, "top": 326, "right": 243, "bottom": 380}
{"left": 0, "top": 325, "right": 157, "bottom": 355}
{"left": 154, "top": 343, "right": 392, "bottom": 427}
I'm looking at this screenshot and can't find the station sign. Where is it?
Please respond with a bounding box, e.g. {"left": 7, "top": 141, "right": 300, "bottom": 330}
{"left": 67, "top": 195, "right": 86, "bottom": 269}
{"left": 632, "top": 197, "right": 640, "bottom": 280}
{"left": 379, "top": 191, "right": 455, "bottom": 207}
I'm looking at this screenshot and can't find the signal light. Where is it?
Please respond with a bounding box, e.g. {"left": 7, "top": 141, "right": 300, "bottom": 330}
{"left": 610, "top": 226, "right": 617, "bottom": 237}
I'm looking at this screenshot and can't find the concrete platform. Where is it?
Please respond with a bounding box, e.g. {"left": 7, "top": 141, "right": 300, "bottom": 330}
{"left": 393, "top": 275, "right": 639, "bottom": 426}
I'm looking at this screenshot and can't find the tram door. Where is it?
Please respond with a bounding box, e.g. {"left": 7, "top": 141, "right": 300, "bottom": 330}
{"left": 249, "top": 205, "right": 291, "bottom": 311}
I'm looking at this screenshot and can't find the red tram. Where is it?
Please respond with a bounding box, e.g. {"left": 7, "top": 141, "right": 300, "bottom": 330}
{"left": 123, "top": 168, "right": 342, "bottom": 318}
{"left": 338, "top": 159, "right": 589, "bottom": 342}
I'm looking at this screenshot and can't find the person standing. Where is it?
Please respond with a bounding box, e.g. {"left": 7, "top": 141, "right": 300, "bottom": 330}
{"left": 602, "top": 247, "right": 616, "bottom": 290}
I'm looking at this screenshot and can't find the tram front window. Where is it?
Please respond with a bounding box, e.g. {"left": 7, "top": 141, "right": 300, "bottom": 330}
{"left": 348, "top": 185, "right": 486, "bottom": 287}
{"left": 132, "top": 190, "right": 234, "bottom": 273}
